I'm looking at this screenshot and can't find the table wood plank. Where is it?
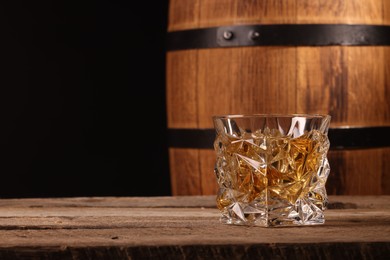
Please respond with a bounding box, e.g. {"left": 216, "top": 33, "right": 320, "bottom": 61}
{"left": 0, "top": 196, "right": 389, "bottom": 259}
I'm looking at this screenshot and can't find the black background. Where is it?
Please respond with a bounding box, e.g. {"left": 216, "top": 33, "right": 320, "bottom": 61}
{"left": 1, "top": 1, "right": 171, "bottom": 197}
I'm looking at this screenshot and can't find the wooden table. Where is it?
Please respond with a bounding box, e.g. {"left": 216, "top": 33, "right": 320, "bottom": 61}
{"left": 0, "top": 195, "right": 389, "bottom": 259}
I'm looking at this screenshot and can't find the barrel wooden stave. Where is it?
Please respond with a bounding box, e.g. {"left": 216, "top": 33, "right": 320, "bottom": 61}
{"left": 168, "top": 0, "right": 388, "bottom": 32}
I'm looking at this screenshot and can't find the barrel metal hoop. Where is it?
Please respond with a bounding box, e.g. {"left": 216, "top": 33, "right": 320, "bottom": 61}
{"left": 167, "top": 24, "right": 390, "bottom": 51}
{"left": 167, "top": 127, "right": 390, "bottom": 150}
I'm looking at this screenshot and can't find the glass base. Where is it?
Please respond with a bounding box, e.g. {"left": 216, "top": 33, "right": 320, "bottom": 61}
{"left": 218, "top": 196, "right": 327, "bottom": 227}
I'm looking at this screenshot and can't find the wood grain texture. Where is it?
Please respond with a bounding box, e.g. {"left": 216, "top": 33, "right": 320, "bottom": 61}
{"left": 166, "top": 0, "right": 390, "bottom": 195}
{"left": 169, "top": 148, "right": 218, "bottom": 196}
{"left": 169, "top": 148, "right": 202, "bottom": 195}
{"left": 0, "top": 196, "right": 389, "bottom": 259}
{"left": 166, "top": 51, "right": 199, "bottom": 128}
{"left": 167, "top": 46, "right": 390, "bottom": 128}
{"left": 168, "top": 0, "right": 389, "bottom": 31}
{"left": 328, "top": 148, "right": 390, "bottom": 195}
{"left": 199, "top": 149, "right": 218, "bottom": 195}
{"left": 297, "top": 46, "right": 390, "bottom": 126}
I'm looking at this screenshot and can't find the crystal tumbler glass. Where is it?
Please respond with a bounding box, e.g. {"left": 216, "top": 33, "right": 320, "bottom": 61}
{"left": 212, "top": 114, "right": 331, "bottom": 227}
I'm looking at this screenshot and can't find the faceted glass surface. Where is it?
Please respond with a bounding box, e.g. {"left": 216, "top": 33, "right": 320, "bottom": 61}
{"left": 212, "top": 114, "right": 331, "bottom": 227}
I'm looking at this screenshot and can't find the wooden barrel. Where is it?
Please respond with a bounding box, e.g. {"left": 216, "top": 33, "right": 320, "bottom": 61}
{"left": 165, "top": 0, "right": 390, "bottom": 196}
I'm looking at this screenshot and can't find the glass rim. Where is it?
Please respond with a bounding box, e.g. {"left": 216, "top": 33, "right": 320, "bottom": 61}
{"left": 212, "top": 113, "right": 331, "bottom": 120}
